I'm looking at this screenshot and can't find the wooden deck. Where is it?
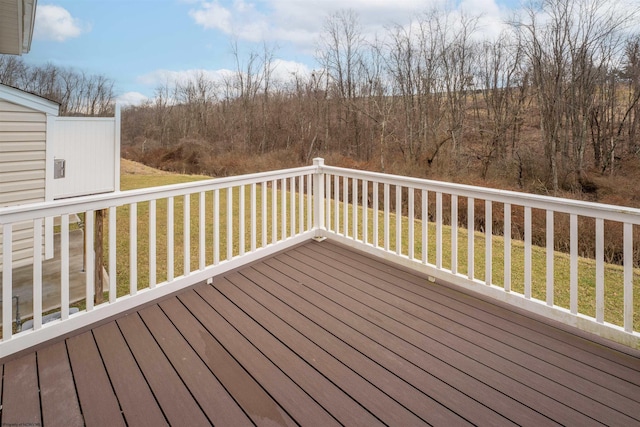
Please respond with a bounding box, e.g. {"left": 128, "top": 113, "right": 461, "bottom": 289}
{"left": 1, "top": 240, "right": 639, "bottom": 426}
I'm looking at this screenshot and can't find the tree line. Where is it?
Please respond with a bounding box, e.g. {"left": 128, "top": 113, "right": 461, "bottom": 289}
{"left": 0, "top": 55, "right": 115, "bottom": 116}
{"left": 121, "top": 0, "right": 640, "bottom": 194}
{"left": 2, "top": 0, "right": 639, "bottom": 195}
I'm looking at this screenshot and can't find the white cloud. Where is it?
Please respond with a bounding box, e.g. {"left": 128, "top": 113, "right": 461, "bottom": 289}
{"left": 185, "top": 0, "right": 511, "bottom": 50}
{"left": 34, "top": 4, "right": 87, "bottom": 42}
{"left": 189, "top": 1, "right": 233, "bottom": 33}
{"left": 137, "top": 60, "right": 311, "bottom": 89}
{"left": 117, "top": 92, "right": 149, "bottom": 106}
{"left": 270, "top": 59, "right": 312, "bottom": 83}
{"left": 137, "top": 68, "right": 235, "bottom": 87}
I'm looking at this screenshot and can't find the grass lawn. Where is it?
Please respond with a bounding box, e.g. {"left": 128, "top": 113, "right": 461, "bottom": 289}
{"left": 107, "top": 164, "right": 312, "bottom": 300}
{"left": 104, "top": 162, "right": 639, "bottom": 331}
{"left": 343, "top": 203, "right": 640, "bottom": 331}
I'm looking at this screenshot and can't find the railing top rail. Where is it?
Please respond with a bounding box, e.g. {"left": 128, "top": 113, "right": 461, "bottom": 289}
{"left": 321, "top": 165, "right": 640, "bottom": 224}
{"left": 3, "top": 160, "right": 639, "bottom": 225}
{"left": 0, "top": 165, "right": 315, "bottom": 223}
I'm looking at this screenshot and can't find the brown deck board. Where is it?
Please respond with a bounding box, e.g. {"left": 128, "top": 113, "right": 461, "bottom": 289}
{"left": 138, "top": 304, "right": 253, "bottom": 426}
{"left": 195, "top": 283, "right": 386, "bottom": 426}
{"left": 225, "top": 267, "right": 498, "bottom": 426}
{"left": 1, "top": 352, "right": 41, "bottom": 426}
{"left": 38, "top": 341, "right": 83, "bottom": 427}
{"left": 316, "top": 241, "right": 640, "bottom": 372}
{"left": 157, "top": 297, "right": 298, "bottom": 427}
{"left": 176, "top": 288, "right": 342, "bottom": 426}
{"left": 116, "top": 313, "right": 211, "bottom": 426}
{"left": 256, "top": 255, "right": 567, "bottom": 426}
{"left": 2, "top": 239, "right": 639, "bottom": 426}
{"left": 66, "top": 331, "right": 126, "bottom": 426}
{"left": 307, "top": 243, "right": 640, "bottom": 394}
{"left": 294, "top": 244, "right": 640, "bottom": 423}
{"left": 92, "top": 321, "right": 168, "bottom": 427}
{"left": 217, "top": 273, "right": 431, "bottom": 426}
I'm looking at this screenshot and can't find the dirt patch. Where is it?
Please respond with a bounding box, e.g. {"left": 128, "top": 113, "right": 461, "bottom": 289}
{"left": 121, "top": 158, "right": 170, "bottom": 175}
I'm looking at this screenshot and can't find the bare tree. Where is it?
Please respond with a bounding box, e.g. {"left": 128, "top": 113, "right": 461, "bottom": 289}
{"left": 0, "top": 55, "right": 27, "bottom": 87}
{"left": 515, "top": 0, "right": 637, "bottom": 191}
{"left": 317, "top": 9, "right": 368, "bottom": 156}
{"left": 622, "top": 35, "right": 640, "bottom": 156}
{"left": 474, "top": 31, "right": 528, "bottom": 178}
{"left": 438, "top": 10, "right": 478, "bottom": 159}
{"left": 152, "top": 81, "right": 176, "bottom": 148}
{"left": 0, "top": 57, "right": 116, "bottom": 117}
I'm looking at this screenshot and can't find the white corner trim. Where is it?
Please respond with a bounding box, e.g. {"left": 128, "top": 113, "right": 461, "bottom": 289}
{"left": 114, "top": 103, "right": 121, "bottom": 191}
{"left": 44, "top": 113, "right": 56, "bottom": 259}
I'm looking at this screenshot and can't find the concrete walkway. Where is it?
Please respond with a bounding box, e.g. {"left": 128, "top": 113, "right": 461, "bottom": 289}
{"left": 5, "top": 229, "right": 97, "bottom": 327}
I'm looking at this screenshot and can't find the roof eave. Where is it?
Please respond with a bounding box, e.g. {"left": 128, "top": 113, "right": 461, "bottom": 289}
{"left": 21, "top": 0, "right": 37, "bottom": 54}
{"left": 0, "top": 83, "right": 60, "bottom": 115}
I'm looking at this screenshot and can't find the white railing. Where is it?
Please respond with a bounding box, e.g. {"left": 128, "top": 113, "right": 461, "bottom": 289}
{"left": 315, "top": 163, "right": 639, "bottom": 349}
{"left": 1, "top": 165, "right": 316, "bottom": 357}
{"left": 1, "top": 158, "right": 638, "bottom": 357}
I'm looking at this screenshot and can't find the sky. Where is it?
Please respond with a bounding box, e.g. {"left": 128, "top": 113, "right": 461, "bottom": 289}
{"left": 26, "top": 0, "right": 523, "bottom": 105}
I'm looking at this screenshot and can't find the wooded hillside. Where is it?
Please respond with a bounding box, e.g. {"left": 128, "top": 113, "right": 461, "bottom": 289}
{"left": 2, "top": 0, "right": 639, "bottom": 208}
{"left": 119, "top": 1, "right": 640, "bottom": 205}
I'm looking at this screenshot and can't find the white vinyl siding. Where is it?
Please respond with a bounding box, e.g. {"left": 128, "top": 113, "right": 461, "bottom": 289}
{"left": 0, "top": 0, "right": 20, "bottom": 55}
{"left": 0, "top": 99, "right": 47, "bottom": 269}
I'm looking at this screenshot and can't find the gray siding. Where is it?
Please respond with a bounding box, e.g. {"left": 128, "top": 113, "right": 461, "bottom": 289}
{"left": 0, "top": 99, "right": 47, "bottom": 269}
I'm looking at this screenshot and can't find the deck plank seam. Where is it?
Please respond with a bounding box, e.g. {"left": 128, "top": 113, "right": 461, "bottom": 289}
{"left": 65, "top": 330, "right": 126, "bottom": 425}
{"left": 135, "top": 309, "right": 220, "bottom": 426}
{"left": 33, "top": 350, "right": 42, "bottom": 426}
{"left": 115, "top": 313, "right": 212, "bottom": 425}
{"left": 62, "top": 339, "right": 86, "bottom": 425}
{"left": 312, "top": 247, "right": 637, "bottom": 398}
{"left": 198, "top": 282, "right": 391, "bottom": 426}
{"left": 88, "top": 329, "right": 129, "bottom": 424}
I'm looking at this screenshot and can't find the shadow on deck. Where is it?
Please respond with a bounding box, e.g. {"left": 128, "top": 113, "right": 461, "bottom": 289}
{"left": 1, "top": 240, "right": 639, "bottom": 426}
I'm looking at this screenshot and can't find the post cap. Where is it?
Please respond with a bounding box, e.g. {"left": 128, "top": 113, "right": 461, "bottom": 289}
{"left": 313, "top": 158, "right": 325, "bottom": 166}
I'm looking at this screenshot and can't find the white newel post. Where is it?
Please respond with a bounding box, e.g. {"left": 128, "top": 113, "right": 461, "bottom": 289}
{"left": 313, "top": 158, "right": 325, "bottom": 238}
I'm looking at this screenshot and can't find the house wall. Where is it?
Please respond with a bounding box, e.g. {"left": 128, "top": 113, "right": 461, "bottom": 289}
{"left": 0, "top": 0, "right": 20, "bottom": 55}
{"left": 0, "top": 98, "right": 47, "bottom": 269}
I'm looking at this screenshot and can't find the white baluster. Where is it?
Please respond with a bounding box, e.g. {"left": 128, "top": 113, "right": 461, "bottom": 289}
{"left": 504, "top": 204, "right": 511, "bottom": 292}
{"left": 149, "top": 200, "right": 156, "bottom": 288}
{"left": 546, "top": 210, "right": 554, "bottom": 306}
{"left": 129, "top": 205, "right": 136, "bottom": 296}
{"left": 485, "top": 200, "right": 492, "bottom": 286}
{"left": 32, "top": 218, "right": 42, "bottom": 330}
{"left": 167, "top": 197, "right": 174, "bottom": 281}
